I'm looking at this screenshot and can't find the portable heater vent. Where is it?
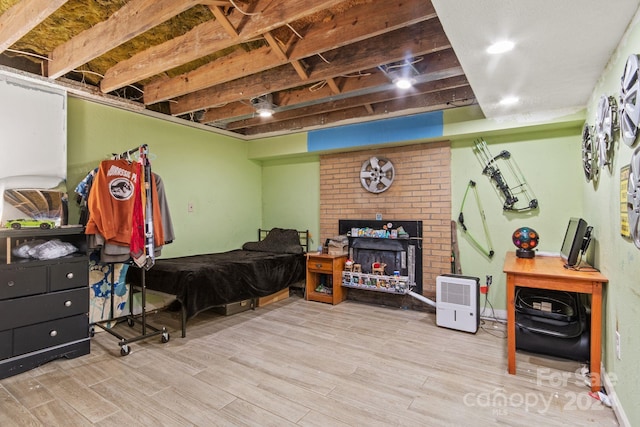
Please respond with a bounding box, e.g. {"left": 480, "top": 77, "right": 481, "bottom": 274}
{"left": 436, "top": 274, "right": 480, "bottom": 333}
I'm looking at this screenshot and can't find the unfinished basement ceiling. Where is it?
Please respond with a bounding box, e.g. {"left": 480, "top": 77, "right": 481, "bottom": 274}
{"left": 1, "top": 0, "right": 638, "bottom": 139}
{"left": 0, "top": 0, "right": 472, "bottom": 138}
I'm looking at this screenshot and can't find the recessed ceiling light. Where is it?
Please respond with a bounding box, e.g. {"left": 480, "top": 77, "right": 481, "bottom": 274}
{"left": 499, "top": 96, "right": 519, "bottom": 106}
{"left": 393, "top": 76, "right": 415, "bottom": 90}
{"left": 257, "top": 107, "right": 274, "bottom": 118}
{"left": 487, "top": 40, "right": 515, "bottom": 55}
{"left": 251, "top": 94, "right": 275, "bottom": 117}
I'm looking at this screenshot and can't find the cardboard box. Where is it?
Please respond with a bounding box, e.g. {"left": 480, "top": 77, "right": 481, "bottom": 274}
{"left": 258, "top": 287, "right": 289, "bottom": 307}
{"left": 328, "top": 246, "right": 348, "bottom": 255}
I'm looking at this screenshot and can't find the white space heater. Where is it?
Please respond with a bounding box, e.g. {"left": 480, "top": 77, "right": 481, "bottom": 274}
{"left": 436, "top": 274, "right": 480, "bottom": 333}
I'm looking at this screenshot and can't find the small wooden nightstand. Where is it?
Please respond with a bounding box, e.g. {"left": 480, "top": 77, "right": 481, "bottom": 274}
{"left": 306, "top": 253, "right": 347, "bottom": 304}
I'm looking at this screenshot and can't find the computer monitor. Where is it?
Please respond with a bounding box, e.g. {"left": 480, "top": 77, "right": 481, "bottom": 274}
{"left": 560, "top": 217, "right": 592, "bottom": 268}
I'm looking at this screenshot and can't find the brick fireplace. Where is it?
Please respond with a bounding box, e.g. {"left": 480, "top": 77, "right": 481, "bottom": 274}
{"left": 319, "top": 142, "right": 451, "bottom": 300}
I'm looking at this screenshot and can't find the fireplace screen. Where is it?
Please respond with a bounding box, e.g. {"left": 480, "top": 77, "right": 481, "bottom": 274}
{"left": 339, "top": 219, "right": 422, "bottom": 293}
{"left": 350, "top": 238, "right": 407, "bottom": 276}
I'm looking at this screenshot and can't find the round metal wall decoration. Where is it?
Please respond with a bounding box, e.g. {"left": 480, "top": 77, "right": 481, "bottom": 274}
{"left": 594, "top": 94, "right": 618, "bottom": 169}
{"left": 581, "top": 122, "right": 597, "bottom": 182}
{"left": 619, "top": 54, "right": 640, "bottom": 147}
{"left": 627, "top": 146, "right": 640, "bottom": 248}
{"left": 360, "top": 156, "right": 395, "bottom": 193}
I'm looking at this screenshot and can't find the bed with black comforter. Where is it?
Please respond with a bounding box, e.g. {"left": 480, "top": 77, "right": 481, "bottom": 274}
{"left": 127, "top": 228, "right": 307, "bottom": 336}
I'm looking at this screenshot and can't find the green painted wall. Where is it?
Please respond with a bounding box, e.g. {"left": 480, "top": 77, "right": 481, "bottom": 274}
{"left": 66, "top": 97, "right": 262, "bottom": 257}
{"left": 581, "top": 14, "right": 640, "bottom": 424}
{"left": 261, "top": 156, "right": 320, "bottom": 251}
{"left": 450, "top": 129, "right": 584, "bottom": 313}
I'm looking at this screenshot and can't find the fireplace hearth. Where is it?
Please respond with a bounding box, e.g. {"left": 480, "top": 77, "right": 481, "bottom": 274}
{"left": 339, "top": 219, "right": 423, "bottom": 294}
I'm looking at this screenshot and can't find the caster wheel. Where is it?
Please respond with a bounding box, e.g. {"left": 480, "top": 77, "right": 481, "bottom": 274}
{"left": 161, "top": 332, "right": 170, "bottom": 343}
{"left": 127, "top": 317, "right": 135, "bottom": 327}
{"left": 89, "top": 326, "right": 95, "bottom": 337}
{"left": 120, "top": 345, "right": 131, "bottom": 356}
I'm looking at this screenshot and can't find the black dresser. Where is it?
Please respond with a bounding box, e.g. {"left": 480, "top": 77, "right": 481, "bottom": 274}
{"left": 0, "top": 226, "right": 90, "bottom": 379}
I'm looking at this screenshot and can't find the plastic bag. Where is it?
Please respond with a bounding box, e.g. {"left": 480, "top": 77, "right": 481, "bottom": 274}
{"left": 27, "top": 239, "right": 78, "bottom": 260}
{"left": 12, "top": 239, "right": 47, "bottom": 259}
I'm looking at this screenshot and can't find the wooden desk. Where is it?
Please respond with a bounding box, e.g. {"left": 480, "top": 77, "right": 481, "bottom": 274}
{"left": 503, "top": 252, "right": 608, "bottom": 392}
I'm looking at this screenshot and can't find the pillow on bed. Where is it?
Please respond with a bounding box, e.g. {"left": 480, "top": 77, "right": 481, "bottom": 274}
{"left": 242, "top": 228, "right": 303, "bottom": 254}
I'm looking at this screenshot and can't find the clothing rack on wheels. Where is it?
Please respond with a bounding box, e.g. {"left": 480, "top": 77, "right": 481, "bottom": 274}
{"left": 87, "top": 144, "right": 170, "bottom": 356}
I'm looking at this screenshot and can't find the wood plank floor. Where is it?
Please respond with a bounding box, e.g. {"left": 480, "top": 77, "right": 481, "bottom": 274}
{"left": 0, "top": 293, "right": 619, "bottom": 426}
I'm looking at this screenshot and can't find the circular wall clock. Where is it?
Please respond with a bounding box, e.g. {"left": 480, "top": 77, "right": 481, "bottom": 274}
{"left": 619, "top": 54, "right": 640, "bottom": 147}
{"left": 594, "top": 94, "right": 618, "bottom": 169}
{"left": 581, "top": 122, "right": 597, "bottom": 182}
{"left": 627, "top": 146, "right": 640, "bottom": 248}
{"left": 360, "top": 156, "right": 395, "bottom": 193}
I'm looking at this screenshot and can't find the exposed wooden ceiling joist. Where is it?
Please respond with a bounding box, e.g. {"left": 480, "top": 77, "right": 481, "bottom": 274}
{"left": 0, "top": 0, "right": 68, "bottom": 53}
{"left": 100, "top": 0, "right": 346, "bottom": 93}
{"left": 200, "top": 48, "right": 464, "bottom": 124}
{"left": 143, "top": 0, "right": 437, "bottom": 105}
{"left": 224, "top": 75, "right": 471, "bottom": 131}
{"left": 48, "top": 0, "right": 202, "bottom": 79}
{"left": 0, "top": 0, "right": 477, "bottom": 138}
{"left": 170, "top": 20, "right": 451, "bottom": 116}
{"left": 240, "top": 86, "right": 476, "bottom": 136}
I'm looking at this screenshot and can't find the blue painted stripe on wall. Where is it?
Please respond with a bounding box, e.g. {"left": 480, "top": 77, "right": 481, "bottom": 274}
{"left": 307, "top": 111, "right": 444, "bottom": 151}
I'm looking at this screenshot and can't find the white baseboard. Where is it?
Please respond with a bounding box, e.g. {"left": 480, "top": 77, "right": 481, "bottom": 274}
{"left": 603, "top": 367, "right": 631, "bottom": 427}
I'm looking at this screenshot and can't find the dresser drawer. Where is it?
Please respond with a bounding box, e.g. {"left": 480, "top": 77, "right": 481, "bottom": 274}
{"left": 13, "top": 314, "right": 88, "bottom": 357}
{"left": 307, "top": 257, "right": 334, "bottom": 273}
{"left": 0, "top": 288, "right": 89, "bottom": 330}
{"left": 50, "top": 260, "right": 88, "bottom": 291}
{"left": 0, "top": 266, "right": 47, "bottom": 300}
{"left": 0, "top": 330, "right": 11, "bottom": 359}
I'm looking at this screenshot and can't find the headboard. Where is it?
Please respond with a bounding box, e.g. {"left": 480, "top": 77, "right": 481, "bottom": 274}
{"left": 259, "top": 228, "right": 309, "bottom": 253}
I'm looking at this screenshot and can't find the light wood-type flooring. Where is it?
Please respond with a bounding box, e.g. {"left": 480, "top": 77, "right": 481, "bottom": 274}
{"left": 0, "top": 292, "right": 619, "bottom": 426}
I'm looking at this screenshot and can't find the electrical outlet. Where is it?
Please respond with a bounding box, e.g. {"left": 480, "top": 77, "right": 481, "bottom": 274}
{"left": 615, "top": 331, "right": 621, "bottom": 360}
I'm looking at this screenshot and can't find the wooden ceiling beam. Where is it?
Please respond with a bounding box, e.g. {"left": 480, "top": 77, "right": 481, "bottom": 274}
{"left": 143, "top": 0, "right": 436, "bottom": 104}
{"left": 171, "top": 20, "right": 451, "bottom": 115}
{"left": 0, "top": 0, "right": 69, "bottom": 54}
{"left": 224, "top": 77, "right": 470, "bottom": 130}
{"left": 209, "top": 5, "right": 238, "bottom": 38}
{"left": 240, "top": 86, "right": 475, "bottom": 136}
{"left": 263, "top": 31, "right": 287, "bottom": 62}
{"left": 199, "top": 50, "right": 464, "bottom": 123}
{"left": 326, "top": 78, "right": 341, "bottom": 94}
{"left": 47, "top": 0, "right": 201, "bottom": 79}
{"left": 263, "top": 30, "right": 309, "bottom": 80}
{"left": 290, "top": 60, "right": 309, "bottom": 80}
{"left": 200, "top": 1, "right": 233, "bottom": 6}
{"left": 101, "top": 0, "right": 345, "bottom": 93}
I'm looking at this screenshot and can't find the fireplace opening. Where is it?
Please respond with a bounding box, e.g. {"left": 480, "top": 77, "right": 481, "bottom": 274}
{"left": 351, "top": 239, "right": 406, "bottom": 276}
{"left": 339, "top": 219, "right": 422, "bottom": 294}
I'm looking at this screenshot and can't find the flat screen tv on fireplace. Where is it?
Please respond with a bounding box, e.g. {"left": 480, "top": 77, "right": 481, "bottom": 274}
{"left": 339, "top": 219, "right": 423, "bottom": 294}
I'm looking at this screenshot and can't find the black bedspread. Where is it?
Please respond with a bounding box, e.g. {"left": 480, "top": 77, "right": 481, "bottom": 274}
{"left": 128, "top": 249, "right": 305, "bottom": 320}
